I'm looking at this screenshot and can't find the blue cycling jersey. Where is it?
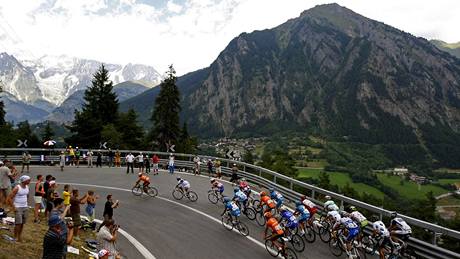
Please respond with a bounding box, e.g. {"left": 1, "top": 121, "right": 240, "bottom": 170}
{"left": 270, "top": 191, "right": 283, "bottom": 201}
{"left": 296, "top": 205, "right": 310, "bottom": 218}
{"left": 225, "top": 202, "right": 241, "bottom": 216}
{"left": 234, "top": 190, "right": 247, "bottom": 202}
{"left": 281, "top": 210, "right": 298, "bottom": 229}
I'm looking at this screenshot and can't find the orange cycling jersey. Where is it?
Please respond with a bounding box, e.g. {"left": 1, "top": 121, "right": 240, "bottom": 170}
{"left": 140, "top": 175, "right": 150, "bottom": 183}
{"left": 267, "top": 218, "right": 284, "bottom": 235}
{"left": 261, "top": 196, "right": 276, "bottom": 208}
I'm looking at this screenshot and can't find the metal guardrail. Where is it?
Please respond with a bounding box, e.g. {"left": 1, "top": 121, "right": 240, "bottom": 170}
{"left": 1, "top": 148, "right": 460, "bottom": 258}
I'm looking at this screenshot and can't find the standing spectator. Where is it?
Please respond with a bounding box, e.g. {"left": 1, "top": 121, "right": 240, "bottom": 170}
{"left": 62, "top": 185, "right": 71, "bottom": 207}
{"left": 6, "top": 175, "right": 31, "bottom": 242}
{"left": 59, "top": 151, "right": 66, "bottom": 171}
{"left": 114, "top": 150, "right": 121, "bottom": 167}
{"left": 126, "top": 153, "right": 134, "bottom": 174}
{"left": 193, "top": 155, "right": 200, "bottom": 174}
{"left": 75, "top": 147, "right": 81, "bottom": 168}
{"left": 230, "top": 163, "right": 239, "bottom": 184}
{"left": 207, "top": 159, "right": 214, "bottom": 176}
{"left": 34, "top": 174, "right": 45, "bottom": 223}
{"left": 21, "top": 152, "right": 32, "bottom": 173}
{"left": 42, "top": 212, "right": 73, "bottom": 259}
{"left": 49, "top": 198, "right": 72, "bottom": 258}
{"left": 96, "top": 151, "right": 103, "bottom": 168}
{"left": 0, "top": 161, "right": 12, "bottom": 208}
{"left": 145, "top": 155, "right": 151, "bottom": 174}
{"left": 152, "top": 154, "right": 159, "bottom": 175}
{"left": 97, "top": 219, "right": 120, "bottom": 259}
{"left": 215, "top": 159, "right": 222, "bottom": 179}
{"left": 68, "top": 146, "right": 75, "bottom": 166}
{"left": 85, "top": 190, "right": 99, "bottom": 223}
{"left": 168, "top": 154, "right": 175, "bottom": 174}
{"left": 103, "top": 194, "right": 119, "bottom": 220}
{"left": 43, "top": 175, "right": 53, "bottom": 218}
{"left": 6, "top": 160, "right": 18, "bottom": 188}
{"left": 70, "top": 189, "right": 88, "bottom": 240}
{"left": 46, "top": 181, "right": 57, "bottom": 218}
{"left": 137, "top": 152, "right": 144, "bottom": 173}
{"left": 87, "top": 149, "right": 94, "bottom": 168}
{"left": 107, "top": 149, "right": 114, "bottom": 167}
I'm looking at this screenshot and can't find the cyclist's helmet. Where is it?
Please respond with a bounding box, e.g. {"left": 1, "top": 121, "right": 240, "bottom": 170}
{"left": 301, "top": 195, "right": 307, "bottom": 201}
{"left": 325, "top": 195, "right": 331, "bottom": 200}
{"left": 138, "top": 173, "right": 143, "bottom": 177}
{"left": 260, "top": 191, "right": 267, "bottom": 197}
{"left": 234, "top": 187, "right": 239, "bottom": 193}
{"left": 176, "top": 177, "right": 181, "bottom": 181}
{"left": 210, "top": 178, "right": 216, "bottom": 183}
{"left": 241, "top": 178, "right": 246, "bottom": 181}
{"left": 370, "top": 215, "right": 380, "bottom": 222}
{"left": 179, "top": 179, "right": 184, "bottom": 183}
{"left": 390, "top": 212, "right": 398, "bottom": 219}
{"left": 223, "top": 197, "right": 231, "bottom": 203}
{"left": 295, "top": 201, "right": 302, "bottom": 206}
{"left": 269, "top": 187, "right": 275, "bottom": 193}
{"left": 340, "top": 211, "right": 349, "bottom": 217}
{"left": 264, "top": 212, "right": 273, "bottom": 218}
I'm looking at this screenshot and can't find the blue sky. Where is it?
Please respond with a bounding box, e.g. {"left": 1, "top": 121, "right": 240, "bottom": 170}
{"left": 0, "top": 0, "right": 459, "bottom": 75}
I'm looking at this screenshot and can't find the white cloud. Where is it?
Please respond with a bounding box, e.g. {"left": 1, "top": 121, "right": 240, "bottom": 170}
{"left": 0, "top": 0, "right": 459, "bottom": 75}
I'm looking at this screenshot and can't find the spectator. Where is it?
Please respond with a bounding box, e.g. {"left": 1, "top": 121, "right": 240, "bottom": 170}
{"left": 85, "top": 190, "right": 99, "bottom": 223}
{"left": 96, "top": 151, "right": 103, "bottom": 168}
{"left": 21, "top": 152, "right": 32, "bottom": 173}
{"left": 152, "top": 154, "right": 159, "bottom": 175}
{"left": 145, "top": 155, "right": 151, "bottom": 174}
{"left": 230, "top": 163, "right": 239, "bottom": 184}
{"left": 107, "top": 148, "right": 114, "bottom": 167}
{"left": 70, "top": 189, "right": 88, "bottom": 240}
{"left": 207, "top": 159, "right": 214, "bottom": 176}
{"left": 137, "top": 152, "right": 144, "bottom": 173}
{"left": 68, "top": 146, "right": 75, "bottom": 166}
{"left": 49, "top": 198, "right": 72, "bottom": 258}
{"left": 34, "top": 174, "right": 45, "bottom": 223}
{"left": 43, "top": 175, "right": 53, "bottom": 218}
{"left": 0, "top": 161, "right": 12, "bottom": 208}
{"left": 59, "top": 151, "right": 66, "bottom": 171}
{"left": 114, "top": 150, "right": 121, "bottom": 167}
{"left": 215, "top": 159, "right": 222, "bottom": 179}
{"left": 6, "top": 160, "right": 18, "bottom": 188}
{"left": 46, "top": 181, "right": 57, "bottom": 218}
{"left": 97, "top": 219, "right": 121, "bottom": 259}
{"left": 42, "top": 213, "right": 73, "bottom": 259}
{"left": 193, "top": 155, "right": 200, "bottom": 175}
{"left": 75, "top": 147, "right": 81, "bottom": 168}
{"left": 6, "top": 175, "right": 31, "bottom": 242}
{"left": 168, "top": 154, "right": 175, "bottom": 174}
{"left": 62, "top": 185, "right": 71, "bottom": 207}
{"left": 87, "top": 149, "right": 94, "bottom": 168}
{"left": 126, "top": 153, "right": 134, "bottom": 174}
{"left": 103, "top": 194, "right": 119, "bottom": 220}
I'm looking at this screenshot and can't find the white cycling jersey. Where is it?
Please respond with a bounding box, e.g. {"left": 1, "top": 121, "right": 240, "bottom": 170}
{"left": 335, "top": 217, "right": 358, "bottom": 229}
{"left": 350, "top": 211, "right": 367, "bottom": 223}
{"left": 391, "top": 218, "right": 412, "bottom": 235}
{"left": 372, "top": 221, "right": 390, "bottom": 237}
{"left": 179, "top": 180, "right": 190, "bottom": 188}
{"left": 327, "top": 210, "right": 341, "bottom": 222}
{"left": 302, "top": 199, "right": 316, "bottom": 208}
{"left": 324, "top": 200, "right": 338, "bottom": 211}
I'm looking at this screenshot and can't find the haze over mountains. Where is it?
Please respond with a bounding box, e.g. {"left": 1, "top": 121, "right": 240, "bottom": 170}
{"left": 0, "top": 53, "right": 161, "bottom": 123}
{"left": 121, "top": 3, "right": 460, "bottom": 167}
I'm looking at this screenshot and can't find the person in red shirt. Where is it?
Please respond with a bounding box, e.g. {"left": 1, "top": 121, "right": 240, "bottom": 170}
{"left": 264, "top": 212, "right": 286, "bottom": 251}
{"left": 134, "top": 173, "right": 151, "bottom": 193}
{"left": 151, "top": 155, "right": 159, "bottom": 175}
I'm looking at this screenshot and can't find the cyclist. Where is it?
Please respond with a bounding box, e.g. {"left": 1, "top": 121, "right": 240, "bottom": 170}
{"left": 260, "top": 191, "right": 277, "bottom": 213}
{"left": 176, "top": 177, "right": 191, "bottom": 195}
{"left": 346, "top": 206, "right": 368, "bottom": 241}
{"left": 221, "top": 197, "right": 241, "bottom": 223}
{"left": 279, "top": 206, "right": 299, "bottom": 232}
{"left": 264, "top": 212, "right": 287, "bottom": 254}
{"left": 371, "top": 216, "right": 391, "bottom": 259}
{"left": 134, "top": 173, "right": 151, "bottom": 193}
{"left": 294, "top": 201, "right": 310, "bottom": 236}
{"left": 233, "top": 187, "right": 248, "bottom": 211}
{"left": 269, "top": 188, "right": 284, "bottom": 209}
{"left": 324, "top": 195, "right": 339, "bottom": 212}
{"left": 301, "top": 196, "right": 317, "bottom": 225}
{"left": 239, "top": 178, "right": 251, "bottom": 196}
{"left": 210, "top": 178, "right": 224, "bottom": 194}
{"left": 327, "top": 209, "right": 342, "bottom": 225}
{"left": 332, "top": 211, "right": 360, "bottom": 257}
{"left": 389, "top": 212, "right": 412, "bottom": 242}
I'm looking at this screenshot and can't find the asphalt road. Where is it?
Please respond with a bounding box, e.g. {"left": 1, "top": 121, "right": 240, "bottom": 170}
{"left": 25, "top": 165, "right": 354, "bottom": 259}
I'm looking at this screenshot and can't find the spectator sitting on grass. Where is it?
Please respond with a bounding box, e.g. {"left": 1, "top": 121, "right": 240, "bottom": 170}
{"left": 42, "top": 214, "right": 74, "bottom": 259}
{"left": 97, "top": 219, "right": 121, "bottom": 259}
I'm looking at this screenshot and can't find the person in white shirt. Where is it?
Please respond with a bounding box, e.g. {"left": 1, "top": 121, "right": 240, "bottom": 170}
{"left": 137, "top": 153, "right": 144, "bottom": 173}
{"left": 87, "top": 150, "right": 94, "bottom": 168}
{"left": 168, "top": 154, "right": 175, "bottom": 174}
{"left": 6, "top": 175, "right": 31, "bottom": 242}
{"left": 125, "top": 153, "right": 135, "bottom": 174}
{"left": 371, "top": 216, "right": 391, "bottom": 259}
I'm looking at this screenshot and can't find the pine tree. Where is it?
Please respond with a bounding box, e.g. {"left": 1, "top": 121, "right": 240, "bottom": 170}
{"left": 0, "top": 82, "right": 6, "bottom": 126}
{"left": 41, "top": 121, "right": 55, "bottom": 142}
{"left": 150, "top": 65, "right": 181, "bottom": 151}
{"left": 177, "top": 123, "right": 197, "bottom": 153}
{"left": 16, "top": 121, "right": 40, "bottom": 147}
{"left": 117, "top": 109, "right": 144, "bottom": 149}
{"left": 67, "top": 64, "right": 119, "bottom": 147}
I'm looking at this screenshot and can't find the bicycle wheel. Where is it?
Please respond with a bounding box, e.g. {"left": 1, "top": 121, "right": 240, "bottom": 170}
{"left": 252, "top": 200, "right": 261, "bottom": 211}
{"left": 361, "top": 235, "right": 377, "bottom": 255}
{"left": 236, "top": 222, "right": 250, "bottom": 236}
{"left": 222, "top": 215, "right": 233, "bottom": 231}
{"left": 208, "top": 191, "right": 218, "bottom": 204}
{"left": 244, "top": 207, "right": 256, "bottom": 220}
{"left": 264, "top": 239, "right": 280, "bottom": 257}
{"left": 146, "top": 187, "right": 158, "bottom": 197}
{"left": 283, "top": 247, "right": 298, "bottom": 259}
{"left": 290, "top": 234, "right": 305, "bottom": 252}
{"left": 319, "top": 227, "right": 331, "bottom": 243}
{"left": 131, "top": 186, "right": 143, "bottom": 196}
{"left": 303, "top": 227, "right": 316, "bottom": 243}
{"left": 256, "top": 211, "right": 266, "bottom": 226}
{"left": 329, "top": 237, "right": 343, "bottom": 257}
{"left": 172, "top": 188, "right": 183, "bottom": 200}
{"left": 187, "top": 191, "right": 198, "bottom": 202}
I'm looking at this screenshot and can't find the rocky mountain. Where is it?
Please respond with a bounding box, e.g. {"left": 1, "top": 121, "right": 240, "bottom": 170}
{"left": 0, "top": 92, "right": 48, "bottom": 123}
{"left": 121, "top": 4, "right": 460, "bottom": 167}
{"left": 431, "top": 40, "right": 460, "bottom": 59}
{"left": 48, "top": 81, "right": 149, "bottom": 123}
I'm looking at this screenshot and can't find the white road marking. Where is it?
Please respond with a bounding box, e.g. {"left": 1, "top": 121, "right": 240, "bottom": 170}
{"left": 60, "top": 182, "right": 267, "bottom": 252}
